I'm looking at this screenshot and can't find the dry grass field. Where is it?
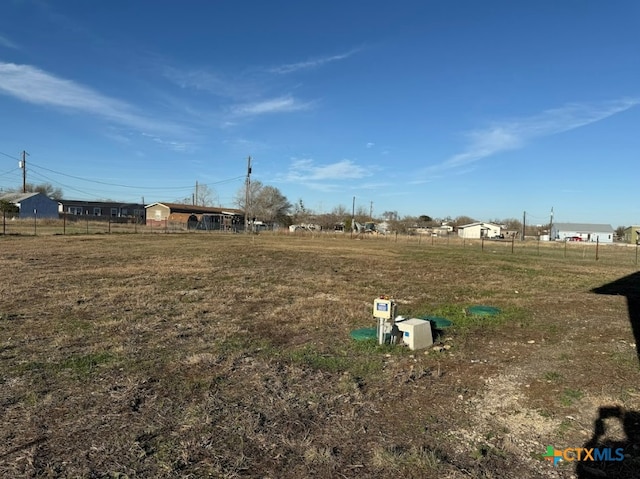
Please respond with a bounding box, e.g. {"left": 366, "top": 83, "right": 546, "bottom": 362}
{"left": 1, "top": 232, "right": 639, "bottom": 478}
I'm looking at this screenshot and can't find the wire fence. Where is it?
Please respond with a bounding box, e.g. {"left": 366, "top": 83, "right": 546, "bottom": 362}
{"left": 2, "top": 218, "right": 639, "bottom": 265}
{"left": 278, "top": 229, "right": 640, "bottom": 265}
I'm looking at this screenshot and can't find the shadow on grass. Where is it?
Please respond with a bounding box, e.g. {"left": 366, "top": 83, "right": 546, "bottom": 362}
{"left": 592, "top": 271, "right": 640, "bottom": 363}
{"left": 576, "top": 406, "right": 640, "bottom": 479}
{"left": 586, "top": 273, "right": 640, "bottom": 477}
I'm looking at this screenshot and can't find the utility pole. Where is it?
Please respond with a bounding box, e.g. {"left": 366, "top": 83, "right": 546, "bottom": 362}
{"left": 195, "top": 181, "right": 199, "bottom": 206}
{"left": 522, "top": 211, "right": 526, "bottom": 240}
{"left": 351, "top": 196, "right": 356, "bottom": 238}
{"left": 370, "top": 201, "right": 373, "bottom": 221}
{"left": 245, "top": 156, "right": 252, "bottom": 232}
{"left": 549, "top": 207, "right": 554, "bottom": 240}
{"left": 19, "top": 150, "right": 28, "bottom": 193}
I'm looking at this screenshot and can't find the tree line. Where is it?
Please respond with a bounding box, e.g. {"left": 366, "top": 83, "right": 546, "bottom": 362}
{"left": 3, "top": 181, "right": 629, "bottom": 237}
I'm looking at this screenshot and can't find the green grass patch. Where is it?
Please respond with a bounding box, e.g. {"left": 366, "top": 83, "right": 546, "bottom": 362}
{"left": 284, "top": 340, "right": 409, "bottom": 377}
{"left": 557, "top": 418, "right": 573, "bottom": 437}
{"left": 58, "top": 351, "right": 115, "bottom": 378}
{"left": 420, "top": 303, "right": 527, "bottom": 335}
{"left": 609, "top": 351, "right": 640, "bottom": 371}
{"left": 288, "top": 347, "right": 352, "bottom": 373}
{"left": 560, "top": 388, "right": 584, "bottom": 406}
{"left": 14, "top": 352, "right": 115, "bottom": 380}
{"left": 537, "top": 408, "right": 553, "bottom": 419}
{"left": 543, "top": 371, "right": 563, "bottom": 382}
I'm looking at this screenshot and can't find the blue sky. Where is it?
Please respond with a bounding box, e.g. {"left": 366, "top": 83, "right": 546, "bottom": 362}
{"left": 0, "top": 1, "right": 638, "bottom": 227}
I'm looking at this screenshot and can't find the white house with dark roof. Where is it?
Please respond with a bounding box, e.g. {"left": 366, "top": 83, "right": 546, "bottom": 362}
{"left": 550, "top": 223, "right": 614, "bottom": 243}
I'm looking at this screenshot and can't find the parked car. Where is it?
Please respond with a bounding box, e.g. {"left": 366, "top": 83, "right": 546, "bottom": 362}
{"left": 567, "top": 236, "right": 583, "bottom": 241}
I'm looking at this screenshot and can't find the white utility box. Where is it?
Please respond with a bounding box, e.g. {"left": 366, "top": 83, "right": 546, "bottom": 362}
{"left": 373, "top": 297, "right": 397, "bottom": 345}
{"left": 396, "top": 318, "right": 433, "bottom": 351}
{"left": 373, "top": 297, "right": 394, "bottom": 319}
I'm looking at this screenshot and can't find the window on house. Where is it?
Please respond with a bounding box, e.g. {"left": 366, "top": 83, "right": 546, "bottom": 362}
{"left": 111, "top": 208, "right": 118, "bottom": 217}
{"left": 68, "top": 206, "right": 82, "bottom": 215}
{"left": 93, "top": 208, "right": 102, "bottom": 216}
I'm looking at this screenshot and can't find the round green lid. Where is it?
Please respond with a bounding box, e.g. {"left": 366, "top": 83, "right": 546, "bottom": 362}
{"left": 350, "top": 327, "right": 377, "bottom": 341}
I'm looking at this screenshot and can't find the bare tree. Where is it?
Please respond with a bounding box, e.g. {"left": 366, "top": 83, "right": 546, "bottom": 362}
{"left": 175, "top": 184, "right": 218, "bottom": 206}
{"left": 195, "top": 184, "right": 218, "bottom": 206}
{"left": 382, "top": 210, "right": 398, "bottom": 221}
{"left": 331, "top": 204, "right": 349, "bottom": 217}
{"left": 8, "top": 182, "right": 63, "bottom": 200}
{"left": 499, "top": 218, "right": 522, "bottom": 231}
{"left": 253, "top": 185, "right": 292, "bottom": 225}
{"left": 234, "top": 181, "right": 291, "bottom": 226}
{"left": 452, "top": 215, "right": 477, "bottom": 227}
{"left": 233, "top": 180, "right": 264, "bottom": 212}
{"left": 292, "top": 199, "right": 311, "bottom": 224}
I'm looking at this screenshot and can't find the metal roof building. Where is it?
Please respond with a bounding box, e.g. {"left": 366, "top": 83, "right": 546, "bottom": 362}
{"left": 550, "top": 223, "right": 614, "bottom": 243}
{"left": 0, "top": 192, "right": 59, "bottom": 219}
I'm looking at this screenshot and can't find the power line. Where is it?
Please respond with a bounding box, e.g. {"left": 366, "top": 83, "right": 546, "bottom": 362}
{"left": 0, "top": 150, "right": 20, "bottom": 161}
{"left": 27, "top": 170, "right": 103, "bottom": 198}
{"left": 28, "top": 161, "right": 244, "bottom": 191}
{"left": 0, "top": 167, "right": 20, "bottom": 177}
{"left": 3, "top": 151, "right": 247, "bottom": 204}
{"left": 29, "top": 169, "right": 197, "bottom": 200}
{"left": 29, "top": 161, "right": 192, "bottom": 190}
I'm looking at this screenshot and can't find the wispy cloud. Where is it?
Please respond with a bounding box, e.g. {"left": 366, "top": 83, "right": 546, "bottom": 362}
{"left": 0, "top": 62, "right": 190, "bottom": 138}
{"left": 230, "top": 95, "right": 312, "bottom": 117}
{"left": 268, "top": 49, "right": 360, "bottom": 74}
{"left": 141, "top": 133, "right": 195, "bottom": 153}
{"left": 162, "top": 66, "right": 250, "bottom": 99}
{"left": 284, "top": 159, "right": 369, "bottom": 183}
{"left": 0, "top": 34, "right": 19, "bottom": 49}
{"left": 427, "top": 98, "right": 640, "bottom": 174}
{"left": 366, "top": 142, "right": 375, "bottom": 149}
{"left": 275, "top": 158, "right": 370, "bottom": 192}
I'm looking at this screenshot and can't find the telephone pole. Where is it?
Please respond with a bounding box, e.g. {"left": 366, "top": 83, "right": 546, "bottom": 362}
{"left": 522, "top": 211, "right": 526, "bottom": 240}
{"left": 549, "top": 207, "right": 554, "bottom": 240}
{"left": 245, "top": 156, "right": 252, "bottom": 232}
{"left": 351, "top": 196, "right": 356, "bottom": 237}
{"left": 20, "top": 150, "right": 28, "bottom": 193}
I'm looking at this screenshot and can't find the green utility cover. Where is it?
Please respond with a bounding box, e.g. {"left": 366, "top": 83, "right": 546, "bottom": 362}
{"left": 419, "top": 316, "right": 453, "bottom": 329}
{"left": 350, "top": 327, "right": 377, "bottom": 341}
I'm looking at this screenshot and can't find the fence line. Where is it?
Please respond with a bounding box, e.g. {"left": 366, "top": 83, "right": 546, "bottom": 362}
{"left": 1, "top": 219, "right": 638, "bottom": 265}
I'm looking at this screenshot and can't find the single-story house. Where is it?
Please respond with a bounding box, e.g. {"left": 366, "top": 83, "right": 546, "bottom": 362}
{"left": 550, "top": 223, "right": 614, "bottom": 243}
{"left": 433, "top": 225, "right": 454, "bottom": 235}
{"left": 58, "top": 199, "right": 146, "bottom": 222}
{"left": 622, "top": 226, "right": 640, "bottom": 244}
{"left": 145, "top": 203, "right": 245, "bottom": 231}
{"left": 0, "top": 192, "right": 59, "bottom": 219}
{"left": 457, "top": 222, "right": 501, "bottom": 239}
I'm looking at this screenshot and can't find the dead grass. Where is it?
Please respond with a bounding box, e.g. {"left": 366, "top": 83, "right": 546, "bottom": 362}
{"left": 1, "top": 232, "right": 639, "bottom": 478}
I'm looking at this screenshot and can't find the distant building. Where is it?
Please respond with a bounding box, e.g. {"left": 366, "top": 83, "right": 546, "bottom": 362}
{"left": 457, "top": 222, "right": 501, "bottom": 239}
{"left": 434, "top": 225, "right": 453, "bottom": 235}
{"left": 58, "top": 199, "right": 145, "bottom": 222}
{"left": 622, "top": 226, "right": 640, "bottom": 244}
{"left": 145, "top": 203, "right": 245, "bottom": 231}
{"left": 550, "top": 223, "right": 614, "bottom": 243}
{"left": 0, "top": 192, "right": 59, "bottom": 219}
